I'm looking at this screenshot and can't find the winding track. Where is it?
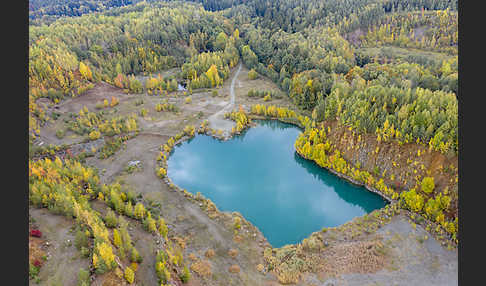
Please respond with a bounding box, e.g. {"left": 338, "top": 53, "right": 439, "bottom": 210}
{"left": 207, "top": 62, "right": 242, "bottom": 135}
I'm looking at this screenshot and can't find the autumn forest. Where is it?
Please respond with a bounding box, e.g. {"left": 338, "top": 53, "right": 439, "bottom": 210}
{"left": 28, "top": 0, "right": 458, "bottom": 285}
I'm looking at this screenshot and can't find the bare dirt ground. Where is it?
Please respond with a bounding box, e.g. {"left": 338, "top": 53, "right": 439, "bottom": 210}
{"left": 303, "top": 214, "right": 457, "bottom": 286}
{"left": 29, "top": 207, "right": 90, "bottom": 286}
{"left": 33, "top": 62, "right": 458, "bottom": 285}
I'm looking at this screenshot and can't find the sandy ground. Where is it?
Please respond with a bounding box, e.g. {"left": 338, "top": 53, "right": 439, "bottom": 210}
{"left": 32, "top": 63, "right": 458, "bottom": 286}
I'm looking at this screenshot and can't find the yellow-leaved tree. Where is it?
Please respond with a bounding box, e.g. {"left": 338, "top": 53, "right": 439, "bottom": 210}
{"left": 113, "top": 229, "right": 122, "bottom": 248}
{"left": 124, "top": 267, "right": 134, "bottom": 284}
{"left": 134, "top": 203, "right": 146, "bottom": 220}
{"left": 205, "top": 64, "right": 221, "bottom": 87}
{"left": 79, "top": 62, "right": 93, "bottom": 81}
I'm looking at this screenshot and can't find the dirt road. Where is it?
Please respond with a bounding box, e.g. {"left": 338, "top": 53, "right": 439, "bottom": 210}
{"left": 208, "top": 62, "right": 242, "bottom": 136}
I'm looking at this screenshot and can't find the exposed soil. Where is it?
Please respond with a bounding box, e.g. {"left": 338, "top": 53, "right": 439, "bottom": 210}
{"left": 322, "top": 120, "right": 458, "bottom": 218}
{"left": 29, "top": 207, "right": 90, "bottom": 286}
{"left": 32, "top": 62, "right": 458, "bottom": 285}
{"left": 305, "top": 214, "right": 458, "bottom": 286}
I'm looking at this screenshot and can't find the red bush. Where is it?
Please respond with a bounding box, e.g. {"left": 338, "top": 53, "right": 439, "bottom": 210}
{"left": 30, "top": 229, "right": 42, "bottom": 238}
{"left": 33, "top": 260, "right": 42, "bottom": 268}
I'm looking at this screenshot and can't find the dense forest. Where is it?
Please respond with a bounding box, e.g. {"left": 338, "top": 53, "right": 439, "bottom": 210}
{"left": 28, "top": 0, "right": 458, "bottom": 284}
{"left": 29, "top": 0, "right": 147, "bottom": 25}
{"left": 29, "top": 1, "right": 237, "bottom": 138}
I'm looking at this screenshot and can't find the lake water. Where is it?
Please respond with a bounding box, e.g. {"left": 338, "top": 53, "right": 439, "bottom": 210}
{"left": 167, "top": 120, "right": 388, "bottom": 247}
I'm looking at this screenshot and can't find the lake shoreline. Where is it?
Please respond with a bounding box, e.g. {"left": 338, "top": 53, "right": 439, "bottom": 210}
{"left": 162, "top": 118, "right": 390, "bottom": 247}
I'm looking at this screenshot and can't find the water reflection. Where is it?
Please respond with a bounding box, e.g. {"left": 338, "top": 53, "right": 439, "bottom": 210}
{"left": 167, "top": 121, "right": 387, "bottom": 247}
{"left": 293, "top": 152, "right": 386, "bottom": 213}
{"left": 255, "top": 119, "right": 296, "bottom": 131}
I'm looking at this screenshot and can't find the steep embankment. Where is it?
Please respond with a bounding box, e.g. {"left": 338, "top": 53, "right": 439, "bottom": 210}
{"left": 321, "top": 120, "right": 458, "bottom": 218}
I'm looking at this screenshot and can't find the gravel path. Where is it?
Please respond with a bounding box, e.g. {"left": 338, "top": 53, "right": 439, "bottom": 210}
{"left": 208, "top": 62, "right": 242, "bottom": 136}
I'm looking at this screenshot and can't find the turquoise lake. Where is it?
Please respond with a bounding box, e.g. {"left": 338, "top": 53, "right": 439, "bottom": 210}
{"left": 167, "top": 120, "right": 388, "bottom": 247}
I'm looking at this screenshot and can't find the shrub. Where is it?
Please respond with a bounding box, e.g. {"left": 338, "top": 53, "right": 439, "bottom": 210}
{"left": 248, "top": 69, "right": 258, "bottom": 80}
{"left": 131, "top": 247, "right": 142, "bottom": 263}
{"left": 124, "top": 267, "right": 134, "bottom": 284}
{"left": 185, "top": 96, "right": 192, "bottom": 104}
{"left": 30, "top": 229, "right": 42, "bottom": 238}
{"left": 110, "top": 96, "right": 119, "bottom": 107}
{"left": 263, "top": 94, "right": 271, "bottom": 101}
{"left": 77, "top": 268, "right": 90, "bottom": 286}
{"left": 155, "top": 261, "right": 171, "bottom": 283}
{"left": 401, "top": 188, "right": 424, "bottom": 212}
{"left": 158, "top": 217, "right": 168, "bottom": 239}
{"left": 229, "top": 264, "right": 240, "bottom": 273}
{"left": 212, "top": 90, "right": 218, "bottom": 97}
{"left": 424, "top": 193, "right": 451, "bottom": 221}
{"left": 204, "top": 249, "right": 215, "bottom": 258}
{"left": 143, "top": 216, "right": 157, "bottom": 233}
{"left": 56, "top": 129, "right": 65, "bottom": 139}
{"left": 126, "top": 191, "right": 136, "bottom": 203}
{"left": 180, "top": 265, "right": 191, "bottom": 283}
{"left": 104, "top": 210, "right": 118, "bottom": 228}
{"left": 233, "top": 216, "right": 241, "bottom": 230}
{"left": 421, "top": 177, "right": 435, "bottom": 194}
{"left": 115, "top": 267, "right": 123, "bottom": 279}
{"left": 124, "top": 201, "right": 134, "bottom": 217}
{"left": 140, "top": 108, "right": 148, "bottom": 117}
{"left": 89, "top": 130, "right": 101, "bottom": 140}
{"left": 80, "top": 246, "right": 90, "bottom": 258}
{"left": 228, "top": 249, "right": 238, "bottom": 258}
{"left": 134, "top": 203, "right": 146, "bottom": 219}
{"left": 302, "top": 236, "right": 321, "bottom": 251}
{"left": 190, "top": 260, "right": 212, "bottom": 278}
{"left": 74, "top": 229, "right": 89, "bottom": 250}
{"left": 29, "top": 263, "right": 40, "bottom": 280}
{"left": 110, "top": 190, "right": 124, "bottom": 214}
{"left": 113, "top": 229, "right": 122, "bottom": 248}
{"left": 157, "top": 167, "right": 167, "bottom": 178}
{"left": 130, "top": 262, "right": 138, "bottom": 272}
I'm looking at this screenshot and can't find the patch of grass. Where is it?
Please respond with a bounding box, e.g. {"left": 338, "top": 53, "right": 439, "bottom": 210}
{"left": 74, "top": 228, "right": 89, "bottom": 250}
{"left": 51, "top": 111, "right": 61, "bottom": 120}
{"left": 125, "top": 164, "right": 140, "bottom": 174}
{"left": 29, "top": 263, "right": 40, "bottom": 280}
{"left": 98, "top": 137, "right": 124, "bottom": 159}
{"left": 104, "top": 210, "right": 118, "bottom": 228}
{"left": 179, "top": 265, "right": 191, "bottom": 283}
{"left": 56, "top": 129, "right": 65, "bottom": 139}
{"left": 77, "top": 268, "right": 90, "bottom": 286}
